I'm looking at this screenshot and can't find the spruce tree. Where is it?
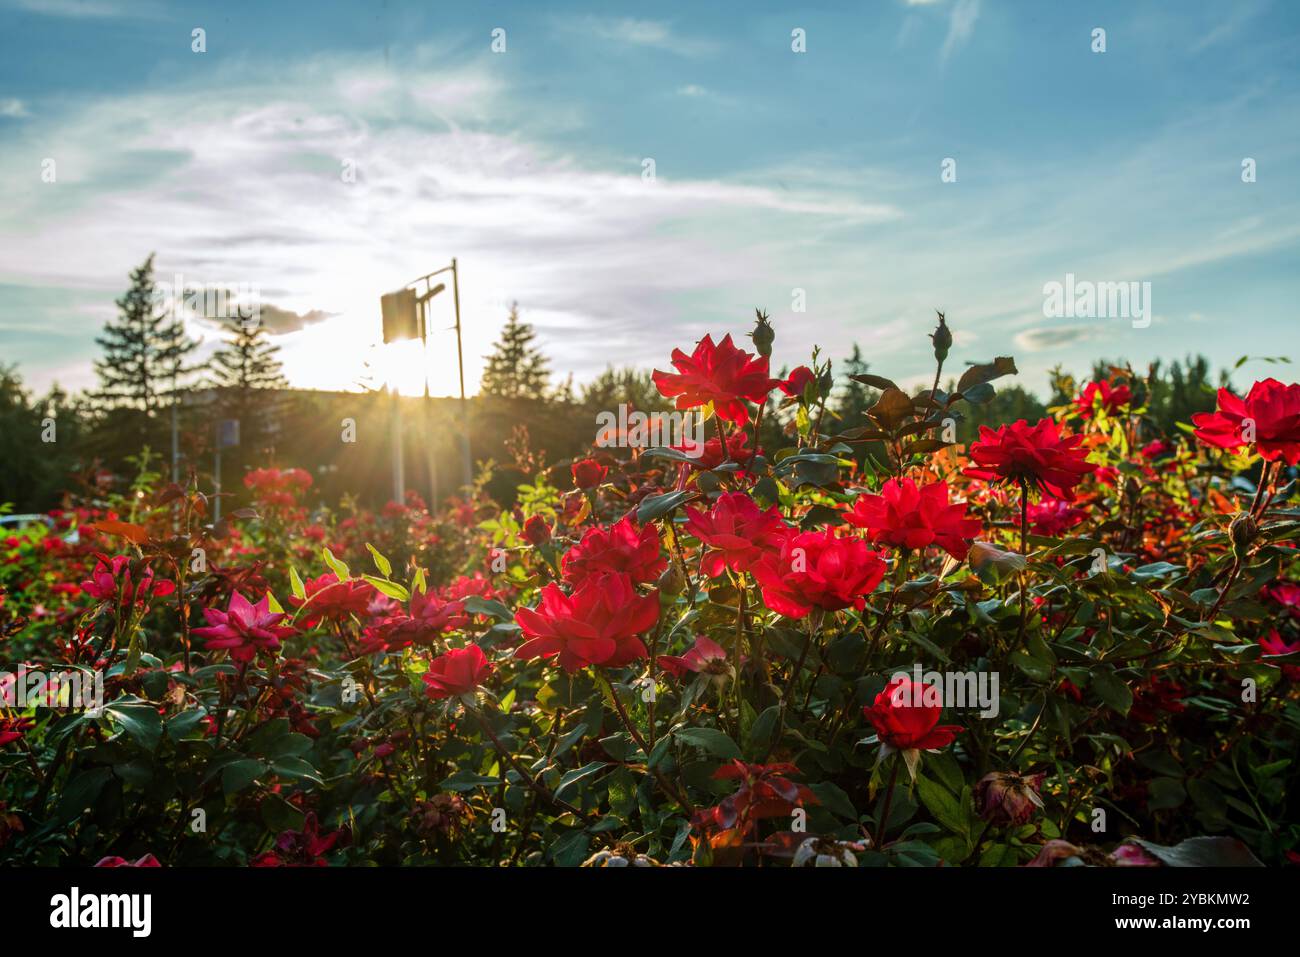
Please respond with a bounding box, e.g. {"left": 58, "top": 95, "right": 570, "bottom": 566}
{"left": 480, "top": 303, "right": 550, "bottom": 400}
{"left": 94, "top": 254, "right": 195, "bottom": 415}
{"left": 209, "top": 316, "right": 288, "bottom": 457}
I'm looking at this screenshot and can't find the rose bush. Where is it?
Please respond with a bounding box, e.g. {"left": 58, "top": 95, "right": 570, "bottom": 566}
{"left": 0, "top": 316, "right": 1296, "bottom": 868}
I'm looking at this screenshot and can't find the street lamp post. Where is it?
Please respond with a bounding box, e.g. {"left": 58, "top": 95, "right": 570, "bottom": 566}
{"left": 383, "top": 259, "right": 473, "bottom": 511}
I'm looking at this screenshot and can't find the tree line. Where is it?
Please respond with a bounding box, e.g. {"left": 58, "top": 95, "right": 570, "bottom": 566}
{"left": 0, "top": 257, "right": 1231, "bottom": 513}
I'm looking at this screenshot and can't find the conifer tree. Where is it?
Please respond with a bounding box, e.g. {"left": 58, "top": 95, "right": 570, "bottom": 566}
{"left": 480, "top": 303, "right": 550, "bottom": 400}
{"left": 210, "top": 316, "right": 288, "bottom": 456}
{"left": 94, "top": 254, "right": 198, "bottom": 414}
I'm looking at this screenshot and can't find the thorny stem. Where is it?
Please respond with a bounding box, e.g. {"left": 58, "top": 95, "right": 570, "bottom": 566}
{"left": 601, "top": 672, "right": 695, "bottom": 815}
{"left": 874, "top": 753, "right": 902, "bottom": 849}
{"left": 469, "top": 706, "right": 592, "bottom": 823}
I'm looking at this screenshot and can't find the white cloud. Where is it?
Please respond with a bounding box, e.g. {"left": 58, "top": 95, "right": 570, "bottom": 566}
{"left": 0, "top": 55, "right": 899, "bottom": 396}
{"left": 0, "top": 98, "right": 28, "bottom": 117}
{"left": 0, "top": 0, "right": 164, "bottom": 18}
{"left": 940, "top": 0, "right": 980, "bottom": 64}
{"left": 563, "top": 17, "right": 717, "bottom": 56}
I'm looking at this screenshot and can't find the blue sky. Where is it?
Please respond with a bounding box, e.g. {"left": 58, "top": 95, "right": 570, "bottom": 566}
{"left": 1, "top": 0, "right": 1297, "bottom": 399}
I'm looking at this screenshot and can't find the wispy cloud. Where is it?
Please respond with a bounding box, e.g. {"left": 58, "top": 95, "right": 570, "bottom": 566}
{"left": 940, "top": 0, "right": 980, "bottom": 64}
{"left": 0, "top": 0, "right": 164, "bottom": 18}
{"left": 563, "top": 17, "right": 716, "bottom": 56}
{"left": 0, "top": 98, "right": 28, "bottom": 117}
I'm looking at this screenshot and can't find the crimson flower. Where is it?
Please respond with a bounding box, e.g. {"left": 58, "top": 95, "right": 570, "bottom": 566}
{"left": 864, "top": 676, "right": 964, "bottom": 751}
{"left": 192, "top": 591, "right": 296, "bottom": 663}
{"left": 1127, "top": 678, "right": 1186, "bottom": 725}
{"left": 423, "top": 644, "right": 493, "bottom": 699}
{"left": 561, "top": 515, "right": 666, "bottom": 586}
{"left": 751, "top": 529, "right": 886, "bottom": 619}
{"left": 1075, "top": 380, "right": 1131, "bottom": 420}
{"left": 684, "top": 492, "right": 789, "bottom": 577}
{"left": 289, "top": 574, "right": 376, "bottom": 626}
{"left": 81, "top": 553, "right": 175, "bottom": 605}
{"left": 365, "top": 589, "right": 468, "bottom": 651}
{"left": 1265, "top": 582, "right": 1300, "bottom": 618}
{"left": 672, "top": 429, "right": 759, "bottom": 471}
{"left": 1027, "top": 497, "right": 1088, "bottom": 537}
{"left": 778, "top": 365, "right": 816, "bottom": 398}
{"left": 658, "top": 635, "right": 729, "bottom": 679}
{"left": 522, "top": 514, "right": 552, "bottom": 546}
{"left": 1192, "top": 378, "right": 1300, "bottom": 464}
{"left": 250, "top": 813, "right": 347, "bottom": 867}
{"left": 0, "top": 716, "right": 36, "bottom": 747}
{"left": 965, "top": 418, "right": 1097, "bottom": 501}
{"left": 1260, "top": 630, "right": 1300, "bottom": 681}
{"left": 571, "top": 458, "right": 608, "bottom": 490}
{"left": 653, "top": 334, "right": 779, "bottom": 427}
{"left": 841, "top": 478, "right": 980, "bottom": 560}
{"left": 514, "top": 573, "right": 658, "bottom": 672}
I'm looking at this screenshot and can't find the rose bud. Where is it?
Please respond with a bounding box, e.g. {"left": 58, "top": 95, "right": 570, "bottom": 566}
{"left": 522, "top": 514, "right": 552, "bottom": 547}
{"left": 930, "top": 311, "right": 952, "bottom": 363}
{"left": 750, "top": 309, "right": 775, "bottom": 358}
{"left": 571, "top": 458, "right": 608, "bottom": 490}
{"left": 657, "top": 563, "right": 686, "bottom": 596}
{"left": 1229, "top": 511, "right": 1259, "bottom": 561}
{"left": 973, "top": 771, "right": 1046, "bottom": 826}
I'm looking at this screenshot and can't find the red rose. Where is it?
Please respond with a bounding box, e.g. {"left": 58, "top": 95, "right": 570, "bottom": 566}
{"left": 192, "top": 591, "right": 295, "bottom": 663}
{"left": 778, "top": 365, "right": 816, "bottom": 398}
{"left": 571, "top": 458, "right": 609, "bottom": 490}
{"left": 81, "top": 553, "right": 176, "bottom": 605}
{"left": 1075, "top": 380, "right": 1131, "bottom": 420}
{"left": 423, "top": 644, "right": 493, "bottom": 699}
{"left": 657, "top": 635, "right": 729, "bottom": 678}
{"left": 289, "top": 574, "right": 376, "bottom": 626}
{"left": 522, "top": 514, "right": 552, "bottom": 546}
{"left": 964, "top": 418, "right": 1097, "bottom": 502}
{"left": 561, "top": 515, "right": 666, "bottom": 586}
{"left": 0, "top": 716, "right": 36, "bottom": 747}
{"left": 1192, "top": 378, "right": 1300, "bottom": 465}
{"left": 652, "top": 333, "right": 779, "bottom": 427}
{"left": 841, "top": 478, "right": 980, "bottom": 559}
{"left": 514, "top": 572, "right": 658, "bottom": 672}
{"left": 864, "top": 676, "right": 964, "bottom": 751}
{"left": 684, "top": 492, "right": 790, "bottom": 577}
{"left": 672, "top": 429, "right": 758, "bottom": 471}
{"left": 362, "top": 589, "right": 468, "bottom": 652}
{"left": 751, "top": 529, "right": 886, "bottom": 619}
{"left": 1027, "top": 497, "right": 1087, "bottom": 537}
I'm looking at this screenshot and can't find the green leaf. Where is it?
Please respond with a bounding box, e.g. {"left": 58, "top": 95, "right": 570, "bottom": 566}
{"left": 366, "top": 543, "right": 392, "bottom": 578}
{"left": 104, "top": 699, "right": 163, "bottom": 750}
{"left": 637, "top": 490, "right": 690, "bottom": 524}
{"left": 1091, "top": 669, "right": 1133, "bottom": 716}
{"left": 956, "top": 356, "right": 1018, "bottom": 394}
{"left": 440, "top": 770, "right": 503, "bottom": 792}
{"left": 288, "top": 566, "right": 306, "bottom": 600}
{"left": 808, "top": 781, "right": 858, "bottom": 821}
{"left": 269, "top": 757, "right": 324, "bottom": 785}
{"left": 363, "top": 575, "right": 410, "bottom": 602}
{"left": 555, "top": 761, "right": 608, "bottom": 800}
{"left": 916, "top": 774, "right": 969, "bottom": 839}
{"left": 222, "top": 758, "right": 266, "bottom": 796}
{"left": 322, "top": 546, "right": 350, "bottom": 582}
{"left": 463, "top": 595, "right": 515, "bottom": 621}
{"left": 674, "top": 727, "right": 742, "bottom": 760}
